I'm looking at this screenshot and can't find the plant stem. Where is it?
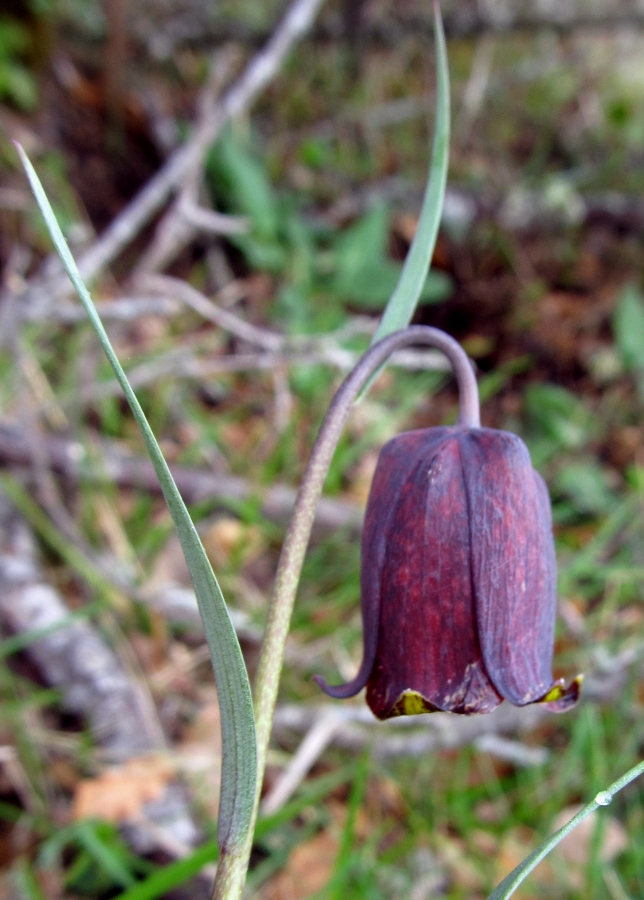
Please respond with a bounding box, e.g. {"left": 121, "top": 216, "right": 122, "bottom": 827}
{"left": 211, "top": 325, "right": 478, "bottom": 899}
{"left": 211, "top": 848, "right": 248, "bottom": 899}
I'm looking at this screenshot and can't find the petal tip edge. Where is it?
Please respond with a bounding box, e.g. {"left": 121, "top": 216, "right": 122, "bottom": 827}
{"left": 539, "top": 674, "right": 583, "bottom": 713}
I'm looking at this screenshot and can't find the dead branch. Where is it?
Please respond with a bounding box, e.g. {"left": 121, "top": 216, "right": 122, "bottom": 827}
{"left": 71, "top": 347, "right": 449, "bottom": 406}
{"left": 0, "top": 421, "right": 363, "bottom": 532}
{"left": 19, "top": 0, "right": 328, "bottom": 317}
{"left": 0, "top": 491, "right": 161, "bottom": 758}
{"left": 22, "top": 296, "right": 182, "bottom": 324}
{"left": 0, "top": 490, "right": 202, "bottom": 851}
{"left": 261, "top": 709, "right": 342, "bottom": 814}
{"left": 179, "top": 203, "right": 249, "bottom": 236}
{"left": 137, "top": 274, "right": 284, "bottom": 351}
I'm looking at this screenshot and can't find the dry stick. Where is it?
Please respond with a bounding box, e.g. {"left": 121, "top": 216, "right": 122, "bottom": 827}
{"left": 39, "top": 275, "right": 447, "bottom": 403}
{"left": 136, "top": 275, "right": 453, "bottom": 366}
{"left": 263, "top": 707, "right": 548, "bottom": 816}
{"left": 0, "top": 493, "right": 161, "bottom": 761}
{"left": 29, "top": 0, "right": 327, "bottom": 306}
{"left": 8, "top": 294, "right": 95, "bottom": 562}
{"left": 261, "top": 710, "right": 342, "bottom": 814}
{"left": 74, "top": 346, "right": 450, "bottom": 404}
{"left": 211, "top": 325, "right": 478, "bottom": 900}
{"left": 137, "top": 273, "right": 284, "bottom": 351}
{"left": 22, "top": 296, "right": 181, "bottom": 324}
{"left": 271, "top": 702, "right": 551, "bottom": 764}
{"left": 133, "top": 48, "right": 246, "bottom": 276}
{"left": 179, "top": 204, "right": 249, "bottom": 236}
{"left": 0, "top": 421, "right": 363, "bottom": 533}
{"left": 63, "top": 276, "right": 448, "bottom": 403}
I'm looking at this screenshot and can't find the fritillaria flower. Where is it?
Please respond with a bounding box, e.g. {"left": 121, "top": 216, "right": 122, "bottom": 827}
{"left": 315, "top": 425, "right": 581, "bottom": 720}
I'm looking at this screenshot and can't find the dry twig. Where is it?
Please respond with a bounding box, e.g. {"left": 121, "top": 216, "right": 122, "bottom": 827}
{"left": 261, "top": 709, "right": 342, "bottom": 814}
{"left": 0, "top": 421, "right": 364, "bottom": 532}
{"left": 0, "top": 493, "right": 161, "bottom": 758}
{"left": 19, "top": 0, "right": 328, "bottom": 315}
{"left": 0, "top": 490, "right": 202, "bottom": 851}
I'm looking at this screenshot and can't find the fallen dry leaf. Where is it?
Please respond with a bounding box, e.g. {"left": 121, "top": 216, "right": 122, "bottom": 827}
{"left": 203, "top": 517, "right": 265, "bottom": 568}
{"left": 73, "top": 754, "right": 175, "bottom": 823}
{"left": 261, "top": 828, "right": 339, "bottom": 900}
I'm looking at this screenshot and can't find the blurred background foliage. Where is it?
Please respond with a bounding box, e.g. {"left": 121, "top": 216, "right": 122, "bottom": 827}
{"left": 2, "top": 1, "right": 644, "bottom": 899}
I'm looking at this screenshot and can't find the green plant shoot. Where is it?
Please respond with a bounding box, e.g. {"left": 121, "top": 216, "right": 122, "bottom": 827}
{"left": 16, "top": 143, "right": 257, "bottom": 855}
{"left": 372, "top": 0, "right": 450, "bottom": 343}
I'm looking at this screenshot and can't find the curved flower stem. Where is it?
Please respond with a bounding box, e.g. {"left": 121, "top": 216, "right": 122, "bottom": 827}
{"left": 211, "top": 325, "right": 478, "bottom": 900}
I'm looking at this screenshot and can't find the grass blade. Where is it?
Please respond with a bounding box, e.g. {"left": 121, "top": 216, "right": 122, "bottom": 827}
{"left": 486, "top": 758, "right": 644, "bottom": 900}
{"left": 75, "top": 822, "right": 136, "bottom": 889}
{"left": 114, "top": 765, "right": 356, "bottom": 900}
{"left": 16, "top": 143, "right": 257, "bottom": 853}
{"left": 371, "top": 0, "right": 450, "bottom": 343}
{"left": 0, "top": 473, "right": 121, "bottom": 602}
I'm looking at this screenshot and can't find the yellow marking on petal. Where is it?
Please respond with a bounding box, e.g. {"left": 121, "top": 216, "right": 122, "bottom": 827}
{"left": 541, "top": 684, "right": 565, "bottom": 703}
{"left": 390, "top": 690, "right": 437, "bottom": 717}
{"left": 540, "top": 675, "right": 584, "bottom": 704}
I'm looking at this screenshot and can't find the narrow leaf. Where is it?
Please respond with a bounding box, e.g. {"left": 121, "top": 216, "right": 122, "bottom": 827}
{"left": 372, "top": 0, "right": 450, "bottom": 343}
{"left": 17, "top": 143, "right": 257, "bottom": 853}
{"left": 613, "top": 284, "right": 644, "bottom": 372}
{"left": 486, "top": 758, "right": 644, "bottom": 900}
{"left": 76, "top": 822, "right": 136, "bottom": 889}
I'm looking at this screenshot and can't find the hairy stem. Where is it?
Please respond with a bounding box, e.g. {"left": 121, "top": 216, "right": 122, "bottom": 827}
{"left": 211, "top": 325, "right": 478, "bottom": 899}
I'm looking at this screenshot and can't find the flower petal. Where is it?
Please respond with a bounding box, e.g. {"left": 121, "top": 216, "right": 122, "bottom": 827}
{"left": 366, "top": 429, "right": 501, "bottom": 719}
{"left": 460, "top": 429, "right": 577, "bottom": 707}
{"left": 315, "top": 429, "right": 447, "bottom": 699}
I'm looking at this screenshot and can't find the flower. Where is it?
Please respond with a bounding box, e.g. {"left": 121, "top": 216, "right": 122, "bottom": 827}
{"left": 314, "top": 426, "right": 581, "bottom": 719}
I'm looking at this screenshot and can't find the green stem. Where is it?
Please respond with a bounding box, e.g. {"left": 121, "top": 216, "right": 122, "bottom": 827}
{"left": 210, "top": 848, "right": 248, "bottom": 900}
{"left": 211, "top": 325, "right": 478, "bottom": 900}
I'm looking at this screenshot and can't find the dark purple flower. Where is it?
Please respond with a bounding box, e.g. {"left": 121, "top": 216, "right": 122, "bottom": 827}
{"left": 315, "top": 426, "right": 581, "bottom": 720}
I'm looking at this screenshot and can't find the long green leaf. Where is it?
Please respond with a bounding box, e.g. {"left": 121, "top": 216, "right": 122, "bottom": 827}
{"left": 487, "top": 758, "right": 644, "bottom": 900}
{"left": 372, "top": 0, "right": 450, "bottom": 344}
{"left": 16, "top": 143, "right": 257, "bottom": 853}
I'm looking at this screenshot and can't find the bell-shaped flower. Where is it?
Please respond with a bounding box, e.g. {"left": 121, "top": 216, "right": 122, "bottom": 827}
{"left": 315, "top": 426, "right": 581, "bottom": 719}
